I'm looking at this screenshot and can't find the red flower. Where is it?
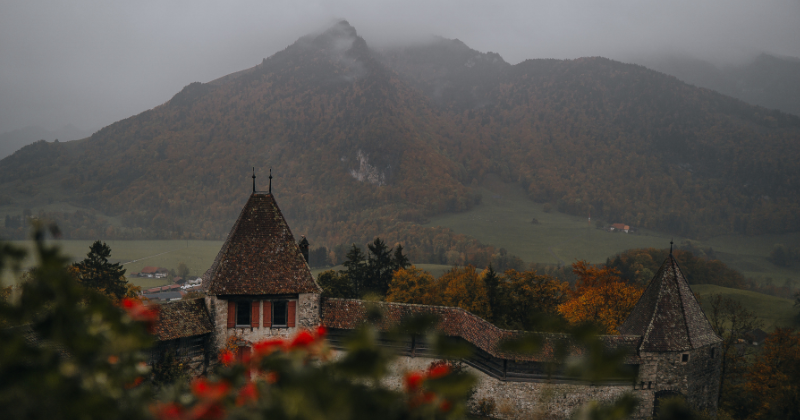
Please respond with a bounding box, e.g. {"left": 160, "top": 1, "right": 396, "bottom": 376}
{"left": 125, "top": 376, "right": 144, "bottom": 389}
{"left": 428, "top": 364, "right": 450, "bottom": 379}
{"left": 121, "top": 297, "right": 159, "bottom": 333}
{"left": 189, "top": 403, "right": 225, "bottom": 420}
{"left": 152, "top": 402, "right": 183, "bottom": 420}
{"left": 219, "top": 350, "right": 235, "bottom": 366}
{"left": 316, "top": 325, "right": 327, "bottom": 338}
{"left": 289, "top": 330, "right": 315, "bottom": 349}
{"left": 191, "top": 378, "right": 231, "bottom": 401}
{"left": 404, "top": 371, "right": 424, "bottom": 392}
{"left": 236, "top": 383, "right": 258, "bottom": 406}
{"left": 253, "top": 338, "right": 284, "bottom": 356}
{"left": 439, "top": 400, "right": 452, "bottom": 412}
{"left": 422, "top": 392, "right": 436, "bottom": 404}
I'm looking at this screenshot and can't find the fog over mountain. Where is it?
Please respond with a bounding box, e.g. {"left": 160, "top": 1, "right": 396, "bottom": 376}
{"left": 1, "top": 0, "right": 798, "bottom": 135}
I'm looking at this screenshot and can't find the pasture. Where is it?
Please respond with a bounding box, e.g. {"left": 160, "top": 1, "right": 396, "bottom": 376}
{"left": 691, "top": 284, "right": 797, "bottom": 330}
{"left": 424, "top": 176, "right": 800, "bottom": 286}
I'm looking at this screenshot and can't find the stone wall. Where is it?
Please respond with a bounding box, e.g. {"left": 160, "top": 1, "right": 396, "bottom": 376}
{"left": 636, "top": 343, "right": 722, "bottom": 417}
{"left": 377, "top": 354, "right": 649, "bottom": 420}
{"left": 686, "top": 344, "right": 722, "bottom": 416}
{"left": 298, "top": 293, "right": 321, "bottom": 329}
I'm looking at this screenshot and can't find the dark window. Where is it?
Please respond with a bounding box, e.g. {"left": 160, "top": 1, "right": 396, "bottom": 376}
{"left": 236, "top": 301, "right": 251, "bottom": 326}
{"left": 648, "top": 381, "right": 652, "bottom": 389}
{"left": 273, "top": 300, "right": 288, "bottom": 326}
{"left": 711, "top": 348, "right": 716, "bottom": 358}
{"left": 681, "top": 353, "right": 689, "bottom": 362}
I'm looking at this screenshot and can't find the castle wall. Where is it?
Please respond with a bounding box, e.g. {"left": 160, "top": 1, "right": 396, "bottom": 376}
{"left": 379, "top": 354, "right": 652, "bottom": 420}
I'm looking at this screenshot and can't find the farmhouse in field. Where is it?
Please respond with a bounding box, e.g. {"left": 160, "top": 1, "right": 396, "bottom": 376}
{"left": 154, "top": 187, "right": 722, "bottom": 419}
{"left": 138, "top": 266, "right": 169, "bottom": 278}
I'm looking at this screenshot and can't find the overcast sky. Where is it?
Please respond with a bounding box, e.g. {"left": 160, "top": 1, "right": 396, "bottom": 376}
{"left": 1, "top": 0, "right": 798, "bottom": 134}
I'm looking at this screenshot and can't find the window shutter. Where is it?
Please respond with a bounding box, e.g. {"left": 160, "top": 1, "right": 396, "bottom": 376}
{"left": 287, "top": 300, "right": 296, "bottom": 327}
{"left": 251, "top": 301, "right": 260, "bottom": 328}
{"left": 227, "top": 301, "right": 235, "bottom": 328}
{"left": 263, "top": 301, "right": 272, "bottom": 327}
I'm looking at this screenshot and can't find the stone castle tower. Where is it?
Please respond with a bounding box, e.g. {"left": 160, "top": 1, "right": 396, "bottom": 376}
{"left": 620, "top": 252, "right": 723, "bottom": 416}
{"left": 201, "top": 192, "right": 323, "bottom": 352}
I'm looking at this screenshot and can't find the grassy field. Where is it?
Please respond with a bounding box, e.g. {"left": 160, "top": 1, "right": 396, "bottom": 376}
{"left": 311, "top": 263, "right": 458, "bottom": 279}
{"left": 692, "top": 284, "right": 798, "bottom": 331}
{"left": 2, "top": 239, "right": 224, "bottom": 288}
{"left": 424, "top": 175, "right": 800, "bottom": 286}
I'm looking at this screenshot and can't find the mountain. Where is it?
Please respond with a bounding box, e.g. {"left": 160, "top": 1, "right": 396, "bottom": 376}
{"left": 631, "top": 53, "right": 800, "bottom": 117}
{"left": 0, "top": 125, "right": 93, "bottom": 159}
{"left": 1, "top": 21, "right": 799, "bottom": 263}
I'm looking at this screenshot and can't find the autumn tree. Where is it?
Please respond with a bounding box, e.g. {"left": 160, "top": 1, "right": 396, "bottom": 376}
{"left": 73, "top": 241, "right": 130, "bottom": 299}
{"left": 557, "top": 261, "right": 643, "bottom": 334}
{"left": 743, "top": 328, "right": 800, "bottom": 420}
{"left": 498, "top": 269, "right": 570, "bottom": 330}
{"left": 707, "top": 294, "right": 763, "bottom": 415}
{"left": 385, "top": 266, "right": 435, "bottom": 305}
{"left": 435, "top": 266, "right": 492, "bottom": 320}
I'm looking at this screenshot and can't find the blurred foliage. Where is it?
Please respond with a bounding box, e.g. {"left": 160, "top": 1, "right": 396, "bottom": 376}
{"left": 0, "top": 224, "right": 155, "bottom": 420}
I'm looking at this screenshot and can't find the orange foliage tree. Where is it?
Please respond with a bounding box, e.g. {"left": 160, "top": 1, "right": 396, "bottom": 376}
{"left": 557, "top": 261, "right": 643, "bottom": 334}
{"left": 743, "top": 328, "right": 800, "bottom": 420}
{"left": 387, "top": 266, "right": 491, "bottom": 320}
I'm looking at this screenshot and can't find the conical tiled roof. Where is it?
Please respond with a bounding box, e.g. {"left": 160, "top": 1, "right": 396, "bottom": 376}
{"left": 202, "top": 193, "right": 321, "bottom": 295}
{"left": 618, "top": 254, "right": 720, "bottom": 352}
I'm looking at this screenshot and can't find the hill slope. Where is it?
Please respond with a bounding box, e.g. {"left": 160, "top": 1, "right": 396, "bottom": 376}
{"left": 2, "top": 21, "right": 800, "bottom": 263}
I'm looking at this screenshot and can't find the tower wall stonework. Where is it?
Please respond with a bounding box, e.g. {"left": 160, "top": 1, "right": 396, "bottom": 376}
{"left": 206, "top": 293, "right": 322, "bottom": 352}
{"left": 636, "top": 343, "right": 722, "bottom": 416}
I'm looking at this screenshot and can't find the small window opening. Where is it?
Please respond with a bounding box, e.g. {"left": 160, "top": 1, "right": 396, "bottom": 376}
{"left": 681, "top": 353, "right": 689, "bottom": 363}
{"left": 711, "top": 348, "right": 716, "bottom": 359}
{"left": 273, "top": 300, "right": 288, "bottom": 327}
{"left": 640, "top": 381, "right": 645, "bottom": 389}
{"left": 648, "top": 381, "right": 653, "bottom": 389}
{"left": 236, "top": 301, "right": 251, "bottom": 326}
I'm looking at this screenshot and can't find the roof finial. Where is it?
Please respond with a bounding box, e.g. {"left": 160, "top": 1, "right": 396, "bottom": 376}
{"left": 252, "top": 167, "right": 256, "bottom": 193}
{"left": 269, "top": 168, "right": 273, "bottom": 194}
{"left": 670, "top": 238, "right": 674, "bottom": 255}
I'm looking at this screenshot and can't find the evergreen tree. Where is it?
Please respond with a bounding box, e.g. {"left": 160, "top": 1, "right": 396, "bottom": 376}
{"left": 342, "top": 244, "right": 367, "bottom": 296}
{"left": 482, "top": 264, "right": 501, "bottom": 323}
{"left": 367, "top": 238, "right": 394, "bottom": 296}
{"left": 73, "top": 241, "right": 128, "bottom": 299}
{"left": 392, "top": 244, "right": 410, "bottom": 271}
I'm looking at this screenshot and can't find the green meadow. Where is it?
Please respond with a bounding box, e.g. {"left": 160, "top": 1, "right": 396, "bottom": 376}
{"left": 691, "top": 284, "right": 797, "bottom": 331}
{"left": 2, "top": 239, "right": 224, "bottom": 289}
{"left": 424, "top": 176, "right": 800, "bottom": 286}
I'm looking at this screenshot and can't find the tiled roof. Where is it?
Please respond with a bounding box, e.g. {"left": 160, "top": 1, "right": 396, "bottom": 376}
{"left": 321, "top": 299, "right": 641, "bottom": 362}
{"left": 618, "top": 254, "right": 721, "bottom": 352}
{"left": 141, "top": 266, "right": 159, "bottom": 274}
{"left": 154, "top": 298, "right": 213, "bottom": 341}
{"left": 203, "top": 193, "right": 321, "bottom": 295}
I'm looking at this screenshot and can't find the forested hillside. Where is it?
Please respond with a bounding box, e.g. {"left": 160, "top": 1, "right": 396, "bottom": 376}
{"left": 1, "top": 21, "right": 799, "bottom": 263}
